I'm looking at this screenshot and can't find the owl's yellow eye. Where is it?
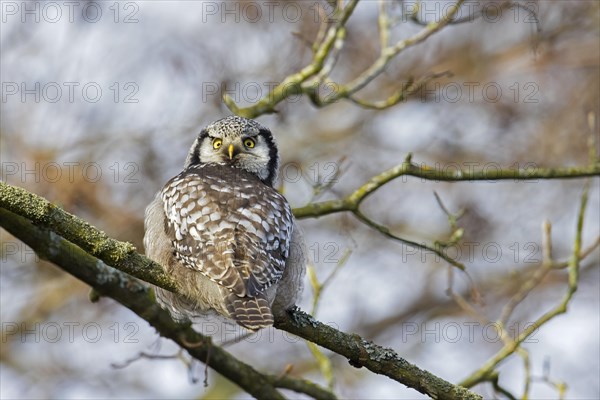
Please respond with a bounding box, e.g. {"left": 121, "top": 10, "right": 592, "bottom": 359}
{"left": 243, "top": 138, "right": 255, "bottom": 148}
{"left": 212, "top": 138, "right": 222, "bottom": 149}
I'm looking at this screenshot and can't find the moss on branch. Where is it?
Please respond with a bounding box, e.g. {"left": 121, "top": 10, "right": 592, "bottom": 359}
{"left": 0, "top": 207, "right": 346, "bottom": 400}
{"left": 1, "top": 182, "right": 481, "bottom": 399}
{"left": 276, "top": 308, "right": 482, "bottom": 400}
{"left": 0, "top": 181, "right": 178, "bottom": 293}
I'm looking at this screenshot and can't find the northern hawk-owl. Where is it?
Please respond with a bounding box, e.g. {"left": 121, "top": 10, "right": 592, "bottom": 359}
{"left": 144, "top": 116, "right": 305, "bottom": 330}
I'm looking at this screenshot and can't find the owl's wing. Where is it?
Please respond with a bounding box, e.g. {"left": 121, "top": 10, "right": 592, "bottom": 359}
{"left": 161, "top": 166, "right": 294, "bottom": 299}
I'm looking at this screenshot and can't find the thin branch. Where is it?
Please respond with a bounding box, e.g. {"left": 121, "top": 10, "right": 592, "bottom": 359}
{"left": 433, "top": 191, "right": 465, "bottom": 232}
{"left": 459, "top": 181, "right": 591, "bottom": 388}
{"left": 111, "top": 350, "right": 184, "bottom": 369}
{"left": 378, "top": 0, "right": 390, "bottom": 49}
{"left": 497, "top": 221, "right": 553, "bottom": 326}
{"left": 306, "top": 339, "right": 335, "bottom": 390}
{"left": 305, "top": 265, "right": 335, "bottom": 387}
{"left": 293, "top": 156, "right": 600, "bottom": 219}
{"left": 224, "top": 0, "right": 359, "bottom": 118}
{"left": 407, "top": 1, "right": 541, "bottom": 33}
{"left": 292, "top": 156, "right": 599, "bottom": 271}
{"left": 322, "top": 0, "right": 466, "bottom": 104}
{"left": 517, "top": 347, "right": 532, "bottom": 399}
{"left": 306, "top": 248, "right": 351, "bottom": 388}
{"left": 347, "top": 71, "right": 452, "bottom": 110}
{"left": 551, "top": 236, "right": 600, "bottom": 269}
{"left": 444, "top": 209, "right": 596, "bottom": 399}
{"left": 489, "top": 371, "right": 518, "bottom": 400}
{"left": 354, "top": 208, "right": 466, "bottom": 270}
{"left": 269, "top": 373, "right": 338, "bottom": 400}
{"left": 533, "top": 357, "right": 568, "bottom": 400}
{"left": 226, "top": 0, "right": 465, "bottom": 115}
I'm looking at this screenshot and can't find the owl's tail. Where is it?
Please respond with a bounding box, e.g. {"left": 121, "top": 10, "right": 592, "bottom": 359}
{"left": 225, "top": 291, "right": 274, "bottom": 330}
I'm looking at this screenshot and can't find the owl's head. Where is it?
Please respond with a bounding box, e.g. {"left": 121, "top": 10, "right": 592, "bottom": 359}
{"left": 184, "top": 116, "right": 280, "bottom": 186}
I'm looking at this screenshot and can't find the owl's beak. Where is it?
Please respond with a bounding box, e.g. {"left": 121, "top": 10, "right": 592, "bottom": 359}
{"left": 228, "top": 143, "right": 235, "bottom": 160}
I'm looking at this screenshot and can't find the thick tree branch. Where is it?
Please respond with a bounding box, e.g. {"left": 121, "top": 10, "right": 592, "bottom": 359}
{"left": 275, "top": 308, "right": 479, "bottom": 400}
{"left": 0, "top": 208, "right": 287, "bottom": 400}
{"left": 0, "top": 181, "right": 177, "bottom": 292}
{"left": 0, "top": 182, "right": 481, "bottom": 400}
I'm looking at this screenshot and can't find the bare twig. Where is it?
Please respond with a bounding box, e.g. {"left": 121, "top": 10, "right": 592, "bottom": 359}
{"left": 111, "top": 350, "right": 184, "bottom": 369}
{"left": 293, "top": 156, "right": 600, "bottom": 271}
{"left": 459, "top": 181, "right": 591, "bottom": 389}
{"left": 223, "top": 0, "right": 360, "bottom": 118}
{"left": 225, "top": 0, "right": 466, "bottom": 116}
{"left": 497, "top": 221, "right": 554, "bottom": 326}
{"left": 305, "top": 248, "right": 351, "bottom": 388}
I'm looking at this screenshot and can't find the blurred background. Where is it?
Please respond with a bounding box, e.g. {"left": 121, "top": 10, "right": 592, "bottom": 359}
{"left": 1, "top": 0, "right": 599, "bottom": 398}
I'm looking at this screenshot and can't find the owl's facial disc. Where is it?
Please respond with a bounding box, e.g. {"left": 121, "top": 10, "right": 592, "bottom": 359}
{"left": 184, "top": 116, "right": 280, "bottom": 187}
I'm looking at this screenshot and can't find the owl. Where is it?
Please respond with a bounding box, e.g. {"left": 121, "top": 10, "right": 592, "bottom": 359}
{"left": 144, "top": 116, "right": 305, "bottom": 330}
